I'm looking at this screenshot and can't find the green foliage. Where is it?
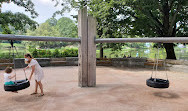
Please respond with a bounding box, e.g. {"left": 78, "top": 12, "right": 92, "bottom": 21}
{"left": 62, "top": 48, "right": 78, "bottom": 57}
{"left": 26, "top": 17, "right": 78, "bottom": 48}
{"left": 54, "top": 0, "right": 187, "bottom": 59}
{"left": 27, "top": 17, "right": 77, "bottom": 38}
{"left": 0, "top": 0, "right": 38, "bottom": 34}
{"left": 57, "top": 17, "right": 78, "bottom": 38}
{"left": 52, "top": 49, "right": 61, "bottom": 57}
{"left": 27, "top": 21, "right": 59, "bottom": 37}
{"left": 0, "top": 12, "right": 38, "bottom": 34}
{"left": 0, "top": 0, "right": 38, "bottom": 18}
{"left": 28, "top": 48, "right": 78, "bottom": 58}
{"left": 46, "top": 50, "right": 52, "bottom": 57}
{"left": 32, "top": 48, "right": 38, "bottom": 58}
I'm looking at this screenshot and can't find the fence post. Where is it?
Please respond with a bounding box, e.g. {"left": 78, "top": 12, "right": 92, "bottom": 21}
{"left": 87, "top": 16, "right": 96, "bottom": 87}
{"left": 78, "top": 7, "right": 88, "bottom": 87}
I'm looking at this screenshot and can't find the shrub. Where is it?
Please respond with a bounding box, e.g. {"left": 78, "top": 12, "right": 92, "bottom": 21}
{"left": 46, "top": 50, "right": 52, "bottom": 58}
{"left": 32, "top": 48, "right": 38, "bottom": 58}
{"left": 62, "top": 48, "right": 78, "bottom": 57}
{"left": 52, "top": 49, "right": 61, "bottom": 58}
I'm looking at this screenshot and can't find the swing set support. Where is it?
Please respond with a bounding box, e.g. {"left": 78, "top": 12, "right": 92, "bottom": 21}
{"left": 0, "top": 7, "right": 188, "bottom": 87}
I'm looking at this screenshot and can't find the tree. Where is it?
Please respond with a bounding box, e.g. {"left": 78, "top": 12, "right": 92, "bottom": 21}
{"left": 27, "top": 20, "right": 60, "bottom": 37}
{"left": 26, "top": 17, "right": 78, "bottom": 48}
{"left": 0, "top": 11, "right": 38, "bottom": 34}
{"left": 57, "top": 17, "right": 78, "bottom": 38}
{"left": 56, "top": 0, "right": 188, "bottom": 59}
{"left": 53, "top": 0, "right": 127, "bottom": 58}
{"left": 0, "top": 0, "right": 38, "bottom": 18}
{"left": 121, "top": 0, "right": 188, "bottom": 59}
{"left": 89, "top": 0, "right": 188, "bottom": 59}
{"left": 26, "top": 19, "right": 61, "bottom": 48}
{"left": 0, "top": 0, "right": 38, "bottom": 34}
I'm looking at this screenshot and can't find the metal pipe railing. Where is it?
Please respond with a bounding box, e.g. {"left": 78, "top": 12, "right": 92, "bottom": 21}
{"left": 0, "top": 34, "right": 188, "bottom": 43}
{"left": 95, "top": 37, "right": 188, "bottom": 43}
{"left": 0, "top": 34, "right": 81, "bottom": 42}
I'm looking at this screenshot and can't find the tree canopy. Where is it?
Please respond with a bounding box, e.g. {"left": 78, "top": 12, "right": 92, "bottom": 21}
{"left": 27, "top": 17, "right": 77, "bottom": 38}
{"left": 0, "top": 0, "right": 38, "bottom": 18}
{"left": 26, "top": 17, "right": 78, "bottom": 48}
{"left": 54, "top": 0, "right": 188, "bottom": 59}
{"left": 0, "top": 0, "right": 38, "bottom": 34}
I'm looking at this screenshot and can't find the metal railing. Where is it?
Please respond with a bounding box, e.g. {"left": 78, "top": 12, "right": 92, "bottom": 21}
{"left": 0, "top": 34, "right": 81, "bottom": 42}
{"left": 0, "top": 34, "right": 187, "bottom": 43}
{"left": 95, "top": 37, "right": 188, "bottom": 43}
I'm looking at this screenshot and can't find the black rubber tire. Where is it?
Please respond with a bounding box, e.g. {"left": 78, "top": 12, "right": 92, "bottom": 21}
{"left": 4, "top": 79, "right": 30, "bottom": 92}
{"left": 146, "top": 78, "right": 169, "bottom": 88}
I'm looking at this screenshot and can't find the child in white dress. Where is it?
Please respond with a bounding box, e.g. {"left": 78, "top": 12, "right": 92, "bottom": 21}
{"left": 24, "top": 53, "right": 44, "bottom": 97}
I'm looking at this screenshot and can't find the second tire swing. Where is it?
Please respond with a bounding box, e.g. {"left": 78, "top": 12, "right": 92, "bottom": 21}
{"left": 146, "top": 43, "right": 169, "bottom": 88}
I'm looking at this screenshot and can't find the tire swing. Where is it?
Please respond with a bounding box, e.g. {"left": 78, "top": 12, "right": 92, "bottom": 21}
{"left": 4, "top": 40, "right": 30, "bottom": 92}
{"left": 146, "top": 43, "right": 169, "bottom": 88}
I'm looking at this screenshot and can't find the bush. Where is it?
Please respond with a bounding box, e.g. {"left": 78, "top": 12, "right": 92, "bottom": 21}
{"left": 46, "top": 50, "right": 52, "bottom": 58}
{"left": 52, "top": 49, "right": 61, "bottom": 58}
{"left": 38, "top": 49, "right": 47, "bottom": 58}
{"left": 32, "top": 48, "right": 38, "bottom": 58}
{"left": 0, "top": 47, "right": 79, "bottom": 59}
{"left": 62, "top": 48, "right": 78, "bottom": 57}
{"left": 0, "top": 53, "right": 10, "bottom": 59}
{"left": 29, "top": 48, "right": 78, "bottom": 58}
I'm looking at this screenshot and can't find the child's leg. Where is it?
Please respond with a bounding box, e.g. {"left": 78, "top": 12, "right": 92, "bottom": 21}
{"left": 38, "top": 81, "right": 44, "bottom": 95}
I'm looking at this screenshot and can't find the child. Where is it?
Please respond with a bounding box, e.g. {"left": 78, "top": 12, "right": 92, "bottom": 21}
{"left": 4, "top": 67, "right": 18, "bottom": 93}
{"left": 24, "top": 53, "right": 44, "bottom": 97}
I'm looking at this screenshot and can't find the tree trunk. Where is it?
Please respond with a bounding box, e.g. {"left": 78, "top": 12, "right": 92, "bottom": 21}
{"left": 100, "top": 43, "right": 103, "bottom": 58}
{"left": 163, "top": 43, "right": 176, "bottom": 59}
{"left": 161, "top": 2, "right": 176, "bottom": 60}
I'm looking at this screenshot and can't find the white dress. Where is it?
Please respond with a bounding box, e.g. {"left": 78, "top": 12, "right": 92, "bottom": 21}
{"left": 28, "top": 59, "right": 44, "bottom": 82}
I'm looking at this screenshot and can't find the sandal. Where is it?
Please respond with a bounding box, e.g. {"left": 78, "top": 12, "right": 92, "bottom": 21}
{"left": 37, "top": 94, "right": 44, "bottom": 97}
{"left": 30, "top": 92, "right": 37, "bottom": 95}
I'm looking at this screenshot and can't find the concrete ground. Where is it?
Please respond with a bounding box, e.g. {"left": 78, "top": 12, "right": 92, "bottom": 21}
{"left": 0, "top": 66, "right": 188, "bottom": 111}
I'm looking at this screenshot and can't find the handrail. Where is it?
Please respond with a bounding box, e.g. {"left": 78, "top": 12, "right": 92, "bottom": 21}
{"left": 0, "top": 34, "right": 81, "bottom": 42}
{"left": 95, "top": 37, "right": 188, "bottom": 43}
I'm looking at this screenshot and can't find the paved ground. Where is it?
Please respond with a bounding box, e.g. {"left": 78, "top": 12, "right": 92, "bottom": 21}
{"left": 0, "top": 66, "right": 188, "bottom": 111}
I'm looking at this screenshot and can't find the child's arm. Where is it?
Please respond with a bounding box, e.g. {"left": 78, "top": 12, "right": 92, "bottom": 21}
{"left": 8, "top": 74, "right": 16, "bottom": 79}
{"left": 29, "top": 65, "right": 35, "bottom": 81}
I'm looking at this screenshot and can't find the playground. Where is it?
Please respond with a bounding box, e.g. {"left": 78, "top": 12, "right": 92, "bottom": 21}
{"left": 0, "top": 0, "right": 188, "bottom": 110}
{"left": 0, "top": 66, "right": 187, "bottom": 111}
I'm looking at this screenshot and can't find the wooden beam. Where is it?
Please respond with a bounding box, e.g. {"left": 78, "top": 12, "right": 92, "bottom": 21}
{"left": 78, "top": 7, "right": 88, "bottom": 87}
{"left": 87, "top": 16, "right": 96, "bottom": 87}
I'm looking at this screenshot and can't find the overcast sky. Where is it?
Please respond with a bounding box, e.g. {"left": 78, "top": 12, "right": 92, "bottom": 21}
{"left": 1, "top": 0, "right": 77, "bottom": 24}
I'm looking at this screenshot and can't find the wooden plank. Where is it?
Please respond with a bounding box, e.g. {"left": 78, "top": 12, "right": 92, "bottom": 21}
{"left": 87, "top": 16, "right": 96, "bottom": 87}
{"left": 78, "top": 7, "right": 88, "bottom": 87}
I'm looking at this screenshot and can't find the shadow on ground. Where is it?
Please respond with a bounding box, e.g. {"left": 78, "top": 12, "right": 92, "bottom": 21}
{"left": 153, "top": 92, "right": 180, "bottom": 99}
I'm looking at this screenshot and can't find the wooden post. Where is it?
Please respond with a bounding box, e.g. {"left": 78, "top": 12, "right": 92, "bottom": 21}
{"left": 78, "top": 7, "right": 96, "bottom": 87}
{"left": 78, "top": 7, "right": 88, "bottom": 87}
{"left": 87, "top": 16, "right": 96, "bottom": 87}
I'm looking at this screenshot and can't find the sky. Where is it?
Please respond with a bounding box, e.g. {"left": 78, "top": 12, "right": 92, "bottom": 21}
{"left": 1, "top": 0, "right": 77, "bottom": 24}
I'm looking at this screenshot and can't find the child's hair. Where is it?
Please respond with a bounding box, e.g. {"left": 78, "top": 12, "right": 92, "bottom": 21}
{"left": 5, "top": 67, "right": 12, "bottom": 73}
{"left": 24, "top": 53, "right": 33, "bottom": 58}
